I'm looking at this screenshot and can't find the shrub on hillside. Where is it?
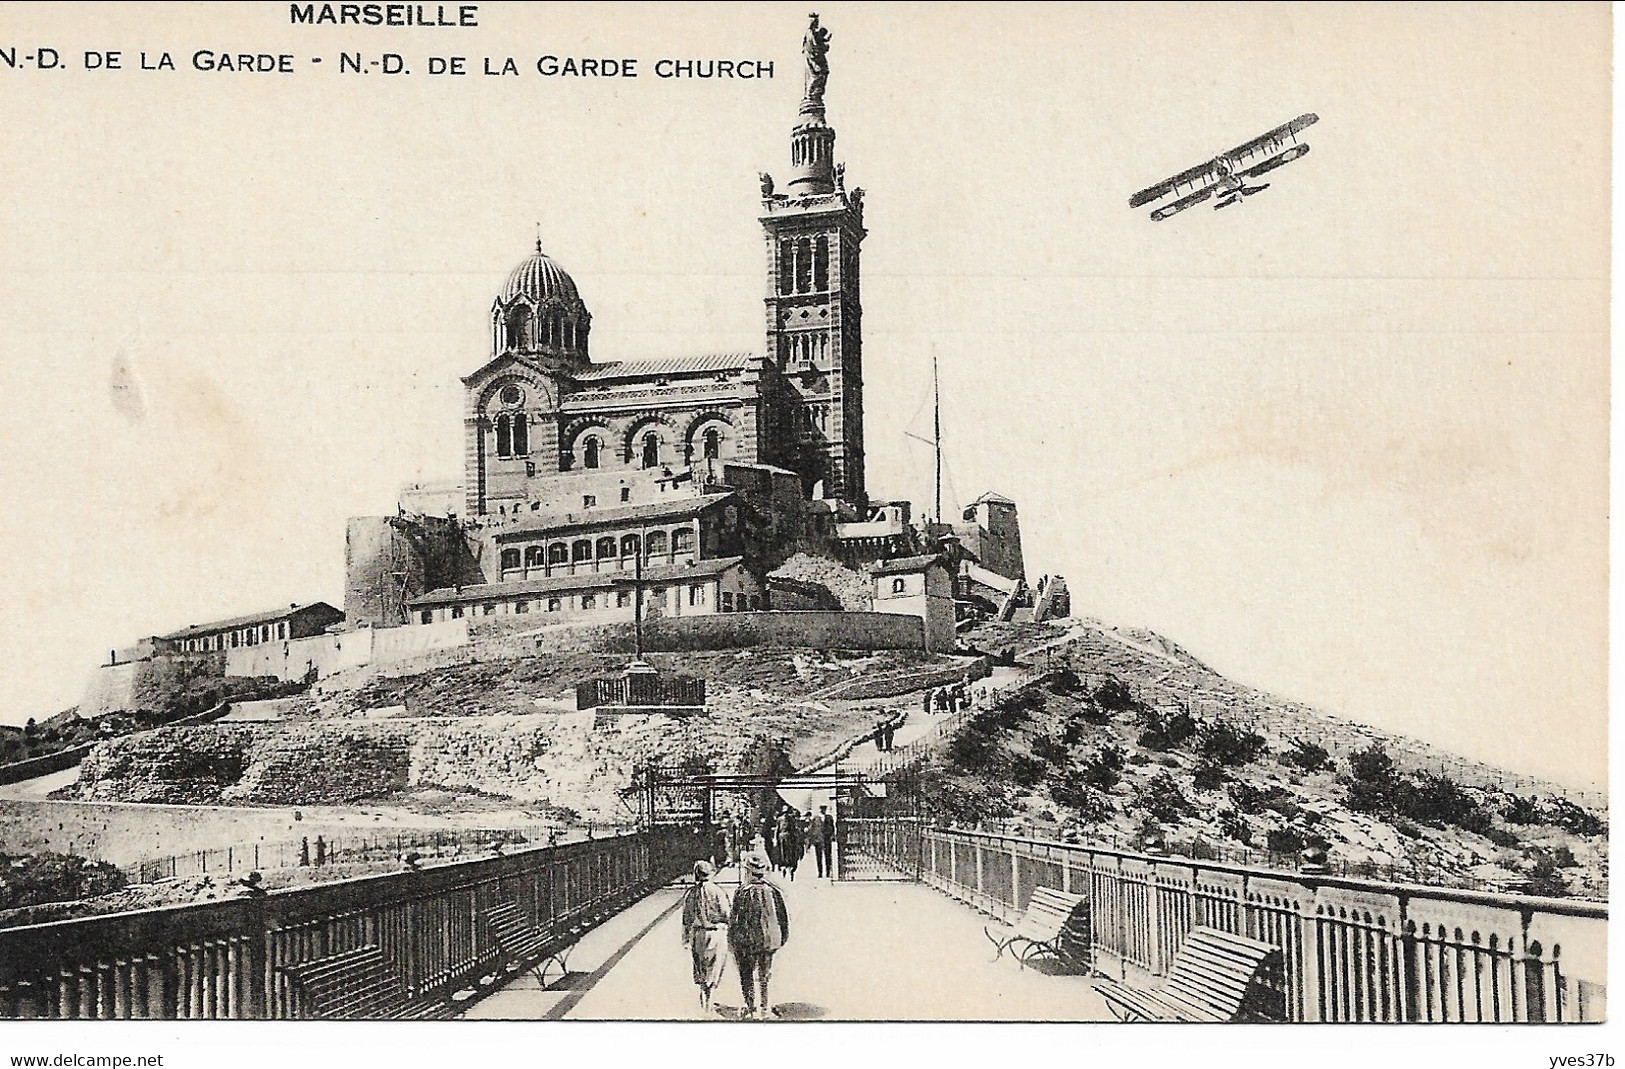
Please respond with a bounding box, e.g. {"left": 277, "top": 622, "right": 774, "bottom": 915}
{"left": 1544, "top": 797, "right": 1607, "bottom": 838}
{"left": 1137, "top": 706, "right": 1198, "bottom": 752}
{"left": 1482, "top": 825, "right": 1523, "bottom": 849}
{"left": 1281, "top": 739, "right": 1332, "bottom": 773}
{"left": 1134, "top": 772, "right": 1193, "bottom": 823}
{"left": 1191, "top": 760, "right": 1227, "bottom": 791}
{"left": 1076, "top": 745, "right": 1125, "bottom": 792}
{"left": 1405, "top": 773, "right": 1493, "bottom": 834}
{"left": 1010, "top": 753, "right": 1048, "bottom": 789}
{"left": 1046, "top": 667, "right": 1084, "bottom": 696}
{"left": 1050, "top": 780, "right": 1114, "bottom": 824}
{"left": 0, "top": 852, "right": 126, "bottom": 909}
{"left": 1216, "top": 807, "right": 1253, "bottom": 845}
{"left": 1196, "top": 720, "right": 1268, "bottom": 768}
{"left": 1029, "top": 734, "right": 1070, "bottom": 767}
{"left": 1501, "top": 794, "right": 1543, "bottom": 825}
{"left": 1094, "top": 676, "right": 1138, "bottom": 714}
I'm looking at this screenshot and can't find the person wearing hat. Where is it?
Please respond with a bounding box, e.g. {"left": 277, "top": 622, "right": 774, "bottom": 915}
{"left": 681, "top": 860, "right": 732, "bottom": 1015}
{"left": 727, "top": 851, "right": 790, "bottom": 1020}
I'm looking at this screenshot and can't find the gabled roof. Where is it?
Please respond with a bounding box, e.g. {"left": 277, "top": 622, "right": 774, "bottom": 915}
{"left": 573, "top": 353, "right": 753, "bottom": 382}
{"left": 409, "top": 557, "right": 746, "bottom": 607}
{"left": 870, "top": 555, "right": 950, "bottom": 577}
{"left": 160, "top": 602, "right": 343, "bottom": 640}
{"left": 971, "top": 491, "right": 1016, "bottom": 506}
{"left": 494, "top": 493, "right": 736, "bottom": 540}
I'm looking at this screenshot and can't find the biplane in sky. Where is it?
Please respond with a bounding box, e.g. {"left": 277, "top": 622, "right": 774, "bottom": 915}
{"left": 1129, "top": 113, "right": 1319, "bottom": 221}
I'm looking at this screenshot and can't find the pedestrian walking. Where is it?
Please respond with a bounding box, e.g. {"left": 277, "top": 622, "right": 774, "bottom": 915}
{"left": 728, "top": 851, "right": 789, "bottom": 1020}
{"left": 809, "top": 804, "right": 836, "bottom": 878}
{"left": 777, "top": 808, "right": 805, "bottom": 880}
{"left": 682, "top": 860, "right": 732, "bottom": 1016}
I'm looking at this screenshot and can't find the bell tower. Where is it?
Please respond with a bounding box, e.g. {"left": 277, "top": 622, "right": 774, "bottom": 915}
{"left": 760, "top": 14, "right": 866, "bottom": 507}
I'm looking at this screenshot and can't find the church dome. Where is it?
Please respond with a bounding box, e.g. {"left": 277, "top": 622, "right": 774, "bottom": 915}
{"left": 500, "top": 242, "right": 580, "bottom": 304}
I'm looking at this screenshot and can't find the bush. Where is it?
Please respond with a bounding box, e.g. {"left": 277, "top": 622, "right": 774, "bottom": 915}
{"left": 1050, "top": 780, "right": 1114, "bottom": 824}
{"left": 1544, "top": 798, "right": 1607, "bottom": 838}
{"left": 1046, "top": 667, "right": 1084, "bottom": 696}
{"left": 1191, "top": 761, "right": 1227, "bottom": 791}
{"left": 1391, "top": 817, "right": 1423, "bottom": 839}
{"left": 1135, "top": 772, "right": 1193, "bottom": 823}
{"left": 1094, "top": 677, "right": 1138, "bottom": 714}
{"left": 1281, "top": 739, "right": 1332, "bottom": 772}
{"left": 1265, "top": 826, "right": 1305, "bottom": 856}
{"left": 1010, "top": 753, "right": 1048, "bottom": 788}
{"left": 1482, "top": 825, "right": 1523, "bottom": 849}
{"left": 1076, "top": 745, "right": 1124, "bottom": 791}
{"left": 1029, "top": 734, "right": 1069, "bottom": 767}
{"left": 0, "top": 852, "right": 126, "bottom": 909}
{"left": 1501, "top": 794, "right": 1543, "bottom": 825}
{"left": 1217, "top": 807, "right": 1253, "bottom": 844}
{"left": 1404, "top": 773, "right": 1493, "bottom": 834}
{"left": 1523, "top": 848, "right": 1570, "bottom": 897}
{"left": 1229, "top": 781, "right": 1288, "bottom": 816}
{"left": 1196, "top": 720, "right": 1268, "bottom": 768}
{"left": 1138, "top": 706, "right": 1198, "bottom": 752}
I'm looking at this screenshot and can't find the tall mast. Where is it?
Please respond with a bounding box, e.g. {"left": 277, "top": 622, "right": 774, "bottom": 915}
{"left": 933, "top": 355, "right": 942, "bottom": 526}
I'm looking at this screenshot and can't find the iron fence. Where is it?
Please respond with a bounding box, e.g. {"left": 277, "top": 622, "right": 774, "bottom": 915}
{"left": 0, "top": 827, "right": 704, "bottom": 1019}
{"left": 850, "top": 818, "right": 1607, "bottom": 1023}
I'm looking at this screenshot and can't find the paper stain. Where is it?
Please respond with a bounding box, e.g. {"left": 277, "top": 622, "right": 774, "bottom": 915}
{"left": 109, "top": 351, "right": 147, "bottom": 422}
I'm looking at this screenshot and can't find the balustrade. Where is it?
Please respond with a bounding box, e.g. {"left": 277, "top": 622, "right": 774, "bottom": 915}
{"left": 0, "top": 828, "right": 701, "bottom": 1020}
{"left": 849, "top": 819, "right": 1605, "bottom": 1023}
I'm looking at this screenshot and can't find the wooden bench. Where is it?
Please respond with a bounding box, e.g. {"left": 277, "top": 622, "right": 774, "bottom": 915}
{"left": 481, "top": 900, "right": 577, "bottom": 987}
{"left": 1095, "top": 926, "right": 1286, "bottom": 1022}
{"left": 984, "top": 887, "right": 1090, "bottom": 971}
{"left": 279, "top": 945, "right": 441, "bottom": 1020}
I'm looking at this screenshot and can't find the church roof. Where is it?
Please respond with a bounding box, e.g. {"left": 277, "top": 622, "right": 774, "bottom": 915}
{"left": 574, "top": 353, "right": 753, "bottom": 382}
{"left": 500, "top": 245, "right": 581, "bottom": 304}
{"left": 409, "top": 556, "right": 746, "bottom": 606}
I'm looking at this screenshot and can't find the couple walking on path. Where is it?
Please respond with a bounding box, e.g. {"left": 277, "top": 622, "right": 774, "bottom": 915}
{"left": 681, "top": 852, "right": 790, "bottom": 1019}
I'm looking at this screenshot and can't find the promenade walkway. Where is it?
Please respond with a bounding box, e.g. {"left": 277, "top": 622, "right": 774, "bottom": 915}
{"left": 462, "top": 863, "right": 1109, "bottom": 1021}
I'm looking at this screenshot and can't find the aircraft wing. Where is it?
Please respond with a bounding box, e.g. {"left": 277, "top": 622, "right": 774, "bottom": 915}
{"left": 1223, "top": 113, "right": 1319, "bottom": 169}
{"left": 1149, "top": 183, "right": 1219, "bottom": 221}
{"left": 1234, "top": 142, "right": 1311, "bottom": 180}
{"left": 1129, "top": 158, "right": 1222, "bottom": 209}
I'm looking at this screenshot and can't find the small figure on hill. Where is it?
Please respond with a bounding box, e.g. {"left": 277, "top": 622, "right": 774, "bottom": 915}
{"left": 313, "top": 836, "right": 327, "bottom": 866}
{"left": 682, "top": 860, "right": 732, "bottom": 1016}
{"left": 298, "top": 837, "right": 310, "bottom": 867}
{"left": 728, "top": 851, "right": 790, "bottom": 1020}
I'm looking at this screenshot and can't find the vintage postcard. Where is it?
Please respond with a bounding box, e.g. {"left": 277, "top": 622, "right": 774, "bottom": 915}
{"left": 0, "top": 2, "right": 1611, "bottom": 1064}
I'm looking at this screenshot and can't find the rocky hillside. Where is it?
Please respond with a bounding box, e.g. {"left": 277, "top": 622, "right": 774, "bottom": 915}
{"left": 66, "top": 647, "right": 963, "bottom": 822}
{"left": 917, "top": 622, "right": 1608, "bottom": 899}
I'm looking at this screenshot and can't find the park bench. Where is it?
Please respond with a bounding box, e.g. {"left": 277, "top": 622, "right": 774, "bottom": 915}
{"left": 279, "top": 945, "right": 441, "bottom": 1020}
{"left": 1095, "top": 926, "right": 1286, "bottom": 1022}
{"left": 984, "top": 887, "right": 1090, "bottom": 971}
{"left": 481, "top": 899, "right": 577, "bottom": 987}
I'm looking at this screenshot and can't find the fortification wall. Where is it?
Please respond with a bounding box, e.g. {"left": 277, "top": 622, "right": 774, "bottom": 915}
{"left": 80, "top": 655, "right": 227, "bottom": 717}
{"left": 226, "top": 619, "right": 469, "bottom": 682}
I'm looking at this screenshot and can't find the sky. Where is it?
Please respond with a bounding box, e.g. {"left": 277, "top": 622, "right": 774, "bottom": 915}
{"left": 0, "top": 2, "right": 1609, "bottom": 791}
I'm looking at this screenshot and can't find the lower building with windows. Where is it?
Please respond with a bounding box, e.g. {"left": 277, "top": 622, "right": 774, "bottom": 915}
{"left": 407, "top": 555, "right": 760, "bottom": 625}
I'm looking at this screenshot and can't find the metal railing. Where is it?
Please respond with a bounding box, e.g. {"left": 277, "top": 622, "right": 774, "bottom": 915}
{"left": 0, "top": 827, "right": 703, "bottom": 1019}
{"left": 845, "top": 819, "right": 1607, "bottom": 1023}
{"left": 121, "top": 827, "right": 562, "bottom": 885}
{"left": 576, "top": 674, "right": 705, "bottom": 710}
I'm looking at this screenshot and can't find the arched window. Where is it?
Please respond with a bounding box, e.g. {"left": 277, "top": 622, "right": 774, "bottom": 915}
{"left": 646, "top": 530, "right": 668, "bottom": 556}
{"left": 641, "top": 432, "right": 660, "bottom": 469}
{"left": 891, "top": 577, "right": 907, "bottom": 594}
{"left": 778, "top": 240, "right": 794, "bottom": 296}
{"left": 795, "top": 237, "right": 813, "bottom": 293}
{"left": 703, "top": 428, "right": 722, "bottom": 460}
{"left": 596, "top": 536, "right": 617, "bottom": 559}
{"left": 547, "top": 543, "right": 568, "bottom": 565}
{"left": 505, "top": 306, "right": 530, "bottom": 351}
{"left": 511, "top": 413, "right": 529, "bottom": 456}
{"left": 672, "top": 528, "right": 694, "bottom": 553}
{"left": 572, "top": 540, "right": 592, "bottom": 563}
{"left": 495, "top": 415, "right": 512, "bottom": 458}
{"left": 814, "top": 235, "right": 829, "bottom": 291}
{"left": 547, "top": 598, "right": 561, "bottom": 613}
{"left": 583, "top": 436, "right": 601, "bottom": 469}
{"left": 620, "top": 534, "right": 641, "bottom": 558}
{"left": 524, "top": 545, "right": 544, "bottom": 568}
{"left": 500, "top": 548, "right": 521, "bottom": 571}
{"left": 581, "top": 594, "right": 596, "bottom": 610}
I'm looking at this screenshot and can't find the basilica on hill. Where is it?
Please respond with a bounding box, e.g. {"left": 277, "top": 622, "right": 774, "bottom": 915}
{"left": 337, "top": 16, "right": 1055, "bottom": 652}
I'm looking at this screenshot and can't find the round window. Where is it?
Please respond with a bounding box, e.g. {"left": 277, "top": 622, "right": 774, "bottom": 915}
{"left": 499, "top": 384, "right": 524, "bottom": 407}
